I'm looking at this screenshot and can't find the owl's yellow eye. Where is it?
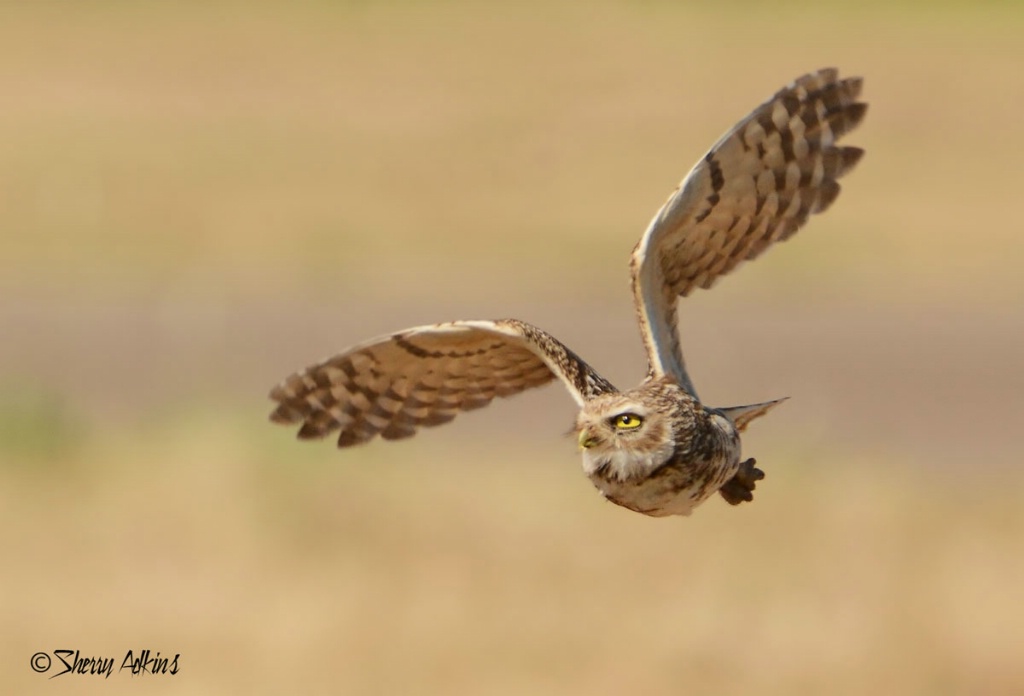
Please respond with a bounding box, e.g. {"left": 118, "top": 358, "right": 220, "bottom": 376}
{"left": 612, "top": 413, "right": 643, "bottom": 430}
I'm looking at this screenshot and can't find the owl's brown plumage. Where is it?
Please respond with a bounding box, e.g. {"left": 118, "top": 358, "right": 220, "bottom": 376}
{"left": 269, "top": 68, "right": 867, "bottom": 517}
{"left": 269, "top": 319, "right": 615, "bottom": 445}
{"left": 631, "top": 68, "right": 865, "bottom": 394}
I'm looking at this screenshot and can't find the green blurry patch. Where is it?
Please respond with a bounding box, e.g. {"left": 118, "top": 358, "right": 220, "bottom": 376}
{"left": 0, "top": 385, "right": 87, "bottom": 468}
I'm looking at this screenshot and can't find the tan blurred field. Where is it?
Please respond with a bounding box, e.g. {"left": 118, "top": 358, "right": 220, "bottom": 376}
{"left": 2, "top": 2, "right": 1023, "bottom": 694}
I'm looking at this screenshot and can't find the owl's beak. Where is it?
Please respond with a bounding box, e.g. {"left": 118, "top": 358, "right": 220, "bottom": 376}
{"left": 578, "top": 427, "right": 599, "bottom": 450}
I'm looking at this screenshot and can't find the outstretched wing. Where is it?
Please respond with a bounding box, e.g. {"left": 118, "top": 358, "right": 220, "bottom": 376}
{"left": 631, "top": 68, "right": 866, "bottom": 396}
{"left": 269, "top": 319, "right": 616, "bottom": 447}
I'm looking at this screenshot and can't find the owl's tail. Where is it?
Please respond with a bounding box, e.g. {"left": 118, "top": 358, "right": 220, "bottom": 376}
{"left": 717, "top": 398, "right": 788, "bottom": 433}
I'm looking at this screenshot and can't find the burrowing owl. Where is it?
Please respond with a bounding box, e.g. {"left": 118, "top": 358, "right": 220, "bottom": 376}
{"left": 269, "top": 68, "right": 866, "bottom": 517}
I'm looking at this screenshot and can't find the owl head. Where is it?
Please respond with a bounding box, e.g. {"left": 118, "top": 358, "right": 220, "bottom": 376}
{"left": 574, "top": 387, "right": 682, "bottom": 482}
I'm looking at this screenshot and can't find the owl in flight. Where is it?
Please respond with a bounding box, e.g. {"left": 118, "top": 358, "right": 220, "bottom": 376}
{"left": 269, "top": 68, "right": 866, "bottom": 517}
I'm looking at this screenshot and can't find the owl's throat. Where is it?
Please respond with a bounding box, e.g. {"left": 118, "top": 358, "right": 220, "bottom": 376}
{"left": 581, "top": 442, "right": 673, "bottom": 483}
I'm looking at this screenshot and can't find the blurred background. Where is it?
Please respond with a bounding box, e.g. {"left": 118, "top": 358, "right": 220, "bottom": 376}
{"left": 2, "top": 1, "right": 1022, "bottom": 694}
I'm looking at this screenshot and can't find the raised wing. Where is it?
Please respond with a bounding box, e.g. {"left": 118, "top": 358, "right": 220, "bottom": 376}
{"left": 631, "top": 68, "right": 866, "bottom": 396}
{"left": 269, "top": 319, "right": 616, "bottom": 447}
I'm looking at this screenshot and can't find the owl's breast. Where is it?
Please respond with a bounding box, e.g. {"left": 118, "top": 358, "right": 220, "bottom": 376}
{"left": 586, "top": 457, "right": 729, "bottom": 517}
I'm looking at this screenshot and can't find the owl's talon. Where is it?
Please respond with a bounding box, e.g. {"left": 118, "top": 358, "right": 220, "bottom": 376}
{"left": 719, "top": 457, "right": 765, "bottom": 506}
